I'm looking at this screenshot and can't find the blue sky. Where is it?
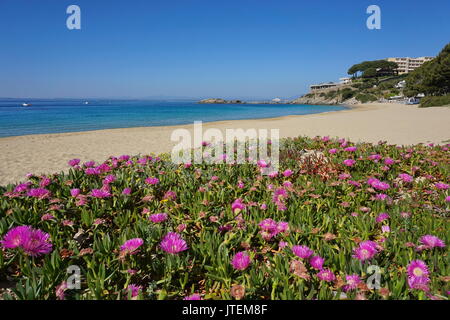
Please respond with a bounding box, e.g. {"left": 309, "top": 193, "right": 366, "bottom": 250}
{"left": 0, "top": 0, "right": 449, "bottom": 99}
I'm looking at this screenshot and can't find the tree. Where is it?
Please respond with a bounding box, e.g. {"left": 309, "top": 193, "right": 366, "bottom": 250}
{"left": 405, "top": 43, "right": 450, "bottom": 96}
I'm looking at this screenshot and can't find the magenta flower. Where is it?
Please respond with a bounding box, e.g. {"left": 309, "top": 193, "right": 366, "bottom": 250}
{"left": 122, "top": 187, "right": 131, "bottom": 195}
{"left": 344, "top": 274, "right": 361, "bottom": 291}
{"left": 317, "top": 269, "right": 335, "bottom": 282}
{"left": 70, "top": 188, "right": 81, "bottom": 197}
{"left": 446, "top": 196, "right": 450, "bottom": 202}
{"left": 257, "top": 159, "right": 268, "bottom": 168}
{"left": 292, "top": 245, "right": 314, "bottom": 259}
{"left": 103, "top": 175, "right": 116, "bottom": 184}
{"left": 14, "top": 182, "right": 31, "bottom": 193}
{"left": 231, "top": 198, "right": 246, "bottom": 214}
{"left": 328, "top": 148, "right": 337, "bottom": 154}
{"left": 398, "top": 173, "right": 413, "bottom": 183}
{"left": 407, "top": 260, "right": 429, "bottom": 279}
{"left": 344, "top": 146, "right": 357, "bottom": 152}
{"left": 20, "top": 228, "right": 53, "bottom": 257}
{"left": 384, "top": 158, "right": 395, "bottom": 165}
{"left": 68, "top": 158, "right": 80, "bottom": 167}
{"left": 309, "top": 255, "right": 324, "bottom": 270}
{"left": 160, "top": 232, "right": 188, "bottom": 254}
{"left": 352, "top": 241, "right": 378, "bottom": 261}
{"left": 419, "top": 235, "right": 445, "bottom": 249}
{"left": 39, "top": 177, "right": 51, "bottom": 188}
{"left": 85, "top": 167, "right": 100, "bottom": 175}
{"left": 125, "top": 284, "right": 142, "bottom": 299}
{"left": 435, "top": 182, "right": 449, "bottom": 190}
{"left": 145, "top": 177, "right": 159, "bottom": 185}
{"left": 1, "top": 226, "right": 32, "bottom": 249}
{"left": 259, "top": 218, "right": 278, "bottom": 233}
{"left": 90, "top": 189, "right": 111, "bottom": 198}
{"left": 149, "top": 213, "right": 168, "bottom": 223}
{"left": 55, "top": 281, "right": 68, "bottom": 300}
{"left": 368, "top": 154, "right": 382, "bottom": 161}
{"left": 283, "top": 169, "right": 293, "bottom": 177}
{"left": 184, "top": 294, "right": 203, "bottom": 300}
{"left": 376, "top": 212, "right": 390, "bottom": 223}
{"left": 163, "top": 190, "right": 177, "bottom": 201}
{"left": 120, "top": 238, "right": 144, "bottom": 255}
{"left": 343, "top": 159, "right": 356, "bottom": 167}
{"left": 27, "top": 188, "right": 51, "bottom": 199}
{"left": 231, "top": 251, "right": 251, "bottom": 270}
{"left": 407, "top": 275, "right": 430, "bottom": 291}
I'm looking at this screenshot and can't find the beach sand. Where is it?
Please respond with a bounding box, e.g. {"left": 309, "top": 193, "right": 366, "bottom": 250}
{"left": 0, "top": 102, "right": 449, "bottom": 186}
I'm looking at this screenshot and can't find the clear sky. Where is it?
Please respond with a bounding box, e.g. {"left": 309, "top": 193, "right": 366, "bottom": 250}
{"left": 0, "top": 0, "right": 449, "bottom": 99}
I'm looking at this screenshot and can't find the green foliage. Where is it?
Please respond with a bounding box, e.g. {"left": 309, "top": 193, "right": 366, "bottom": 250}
{"left": 406, "top": 43, "right": 450, "bottom": 96}
{"left": 348, "top": 60, "right": 398, "bottom": 77}
{"left": 419, "top": 94, "right": 450, "bottom": 108}
{"left": 355, "top": 93, "right": 378, "bottom": 103}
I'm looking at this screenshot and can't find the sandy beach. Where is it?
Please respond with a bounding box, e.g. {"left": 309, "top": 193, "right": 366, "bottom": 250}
{"left": 1, "top": 102, "right": 449, "bottom": 186}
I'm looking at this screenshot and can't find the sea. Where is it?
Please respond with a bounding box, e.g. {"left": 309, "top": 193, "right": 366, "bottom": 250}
{"left": 0, "top": 99, "right": 347, "bottom": 138}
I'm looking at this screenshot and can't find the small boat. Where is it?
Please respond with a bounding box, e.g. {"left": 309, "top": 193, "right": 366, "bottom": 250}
{"left": 84, "top": 101, "right": 89, "bottom": 105}
{"left": 22, "top": 103, "right": 32, "bottom": 107}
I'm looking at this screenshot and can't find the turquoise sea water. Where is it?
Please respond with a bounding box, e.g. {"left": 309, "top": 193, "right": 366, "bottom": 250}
{"left": 0, "top": 99, "right": 347, "bottom": 138}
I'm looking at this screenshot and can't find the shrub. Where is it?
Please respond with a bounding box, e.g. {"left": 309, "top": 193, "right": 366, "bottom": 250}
{"left": 355, "top": 93, "right": 377, "bottom": 103}
{"left": 419, "top": 94, "right": 450, "bottom": 108}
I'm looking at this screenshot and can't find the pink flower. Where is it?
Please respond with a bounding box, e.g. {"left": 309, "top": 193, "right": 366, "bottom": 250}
{"left": 339, "top": 173, "right": 351, "bottom": 180}
{"left": 120, "top": 238, "right": 144, "bottom": 255}
{"left": 257, "top": 159, "right": 268, "bottom": 168}
{"left": 384, "top": 158, "right": 395, "bottom": 165}
{"left": 328, "top": 148, "right": 337, "bottom": 154}
{"left": 344, "top": 274, "right": 361, "bottom": 291}
{"left": 103, "top": 175, "right": 116, "bottom": 184}
{"left": 56, "top": 281, "right": 68, "bottom": 300}
{"left": 407, "top": 260, "right": 429, "bottom": 279}
{"left": 381, "top": 225, "right": 390, "bottom": 233}
{"left": 292, "top": 245, "right": 314, "bottom": 259}
{"left": 160, "top": 232, "right": 188, "bottom": 254}
{"left": 149, "top": 213, "right": 168, "bottom": 223}
{"left": 435, "top": 182, "right": 449, "bottom": 190}
{"left": 27, "top": 188, "right": 51, "bottom": 199}
{"left": 343, "top": 159, "right": 356, "bottom": 167}
{"left": 283, "top": 169, "right": 293, "bottom": 177}
{"left": 352, "top": 241, "right": 378, "bottom": 261}
{"left": 376, "top": 212, "right": 390, "bottom": 223}
{"left": 419, "top": 235, "right": 445, "bottom": 249}
{"left": 122, "top": 187, "right": 131, "bottom": 195}
{"left": 145, "top": 177, "right": 159, "bottom": 185}
{"left": 125, "top": 284, "right": 142, "bottom": 299}
{"left": 2, "top": 226, "right": 53, "bottom": 257}
{"left": 68, "top": 159, "right": 80, "bottom": 167}
{"left": 163, "top": 190, "right": 177, "bottom": 201}
{"left": 231, "top": 198, "right": 246, "bottom": 214}
{"left": 184, "top": 294, "right": 203, "bottom": 300}
{"left": 398, "top": 173, "right": 413, "bottom": 183}
{"left": 344, "top": 146, "right": 357, "bottom": 152}
{"left": 70, "top": 188, "right": 81, "bottom": 197}
{"left": 231, "top": 251, "right": 251, "bottom": 270}
{"left": 90, "top": 189, "right": 111, "bottom": 198}
{"left": 317, "top": 269, "right": 335, "bottom": 282}
{"left": 309, "top": 255, "right": 324, "bottom": 270}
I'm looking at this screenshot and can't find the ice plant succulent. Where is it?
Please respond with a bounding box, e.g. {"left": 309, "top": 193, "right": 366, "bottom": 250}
{"left": 120, "top": 238, "right": 144, "bottom": 255}
{"left": 160, "top": 232, "right": 188, "bottom": 254}
{"left": 231, "top": 251, "right": 251, "bottom": 271}
{"left": 1, "top": 225, "right": 52, "bottom": 257}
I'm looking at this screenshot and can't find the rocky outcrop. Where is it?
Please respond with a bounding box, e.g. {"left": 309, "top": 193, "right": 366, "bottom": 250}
{"left": 198, "top": 98, "right": 244, "bottom": 104}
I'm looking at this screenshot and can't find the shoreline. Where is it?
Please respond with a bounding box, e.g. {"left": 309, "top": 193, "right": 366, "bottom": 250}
{"left": 1, "top": 102, "right": 449, "bottom": 186}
